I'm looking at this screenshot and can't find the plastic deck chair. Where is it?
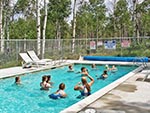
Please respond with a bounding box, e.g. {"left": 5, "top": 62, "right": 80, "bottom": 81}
{"left": 19, "top": 53, "right": 51, "bottom": 68}
{"left": 19, "top": 53, "right": 39, "bottom": 68}
{"left": 27, "top": 50, "right": 52, "bottom": 63}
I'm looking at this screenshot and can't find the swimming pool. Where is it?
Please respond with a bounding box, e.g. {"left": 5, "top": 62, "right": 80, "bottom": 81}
{"left": 0, "top": 64, "right": 138, "bottom": 113}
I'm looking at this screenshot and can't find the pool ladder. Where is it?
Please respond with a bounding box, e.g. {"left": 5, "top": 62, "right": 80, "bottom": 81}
{"left": 133, "top": 57, "right": 148, "bottom": 68}
{"left": 133, "top": 57, "right": 150, "bottom": 81}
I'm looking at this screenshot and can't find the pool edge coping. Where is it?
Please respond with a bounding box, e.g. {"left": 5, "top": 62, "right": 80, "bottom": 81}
{"left": 0, "top": 61, "right": 72, "bottom": 79}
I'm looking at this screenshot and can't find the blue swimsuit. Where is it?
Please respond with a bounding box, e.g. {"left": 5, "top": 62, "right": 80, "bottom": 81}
{"left": 80, "top": 86, "right": 91, "bottom": 96}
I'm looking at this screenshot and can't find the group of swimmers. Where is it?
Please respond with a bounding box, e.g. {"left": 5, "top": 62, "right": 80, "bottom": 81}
{"left": 95, "top": 64, "right": 118, "bottom": 79}
{"left": 14, "top": 64, "right": 117, "bottom": 99}
{"left": 40, "top": 75, "right": 67, "bottom": 99}
{"left": 40, "top": 75, "right": 52, "bottom": 90}
{"left": 49, "top": 66, "right": 95, "bottom": 99}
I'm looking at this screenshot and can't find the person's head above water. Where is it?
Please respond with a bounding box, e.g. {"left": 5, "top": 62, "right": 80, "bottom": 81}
{"left": 81, "top": 67, "right": 87, "bottom": 72}
{"left": 91, "top": 64, "right": 96, "bottom": 68}
{"left": 42, "top": 76, "right": 47, "bottom": 82}
{"left": 68, "top": 65, "right": 73, "bottom": 70}
{"left": 15, "top": 76, "right": 21, "bottom": 84}
{"left": 59, "top": 83, "right": 65, "bottom": 90}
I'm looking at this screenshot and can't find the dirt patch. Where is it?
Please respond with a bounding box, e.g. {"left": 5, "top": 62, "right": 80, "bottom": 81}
{"left": 136, "top": 78, "right": 144, "bottom": 81}
{"left": 102, "top": 93, "right": 121, "bottom": 100}
{"left": 145, "top": 79, "right": 150, "bottom": 82}
{"left": 97, "top": 101, "right": 150, "bottom": 113}
{"left": 80, "top": 101, "right": 150, "bottom": 113}
{"left": 115, "top": 84, "right": 137, "bottom": 92}
{"left": 136, "top": 78, "right": 150, "bottom": 82}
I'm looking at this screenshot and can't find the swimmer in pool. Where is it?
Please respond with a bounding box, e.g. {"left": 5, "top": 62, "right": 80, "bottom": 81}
{"left": 76, "top": 67, "right": 89, "bottom": 76}
{"left": 74, "top": 74, "right": 94, "bottom": 97}
{"left": 15, "top": 76, "right": 21, "bottom": 85}
{"left": 91, "top": 64, "right": 97, "bottom": 69}
{"left": 46, "top": 75, "right": 54, "bottom": 86}
{"left": 67, "top": 65, "right": 74, "bottom": 72}
{"left": 40, "top": 76, "right": 52, "bottom": 90}
{"left": 97, "top": 70, "right": 108, "bottom": 80}
{"left": 105, "top": 64, "right": 110, "bottom": 71}
{"left": 80, "top": 67, "right": 89, "bottom": 76}
{"left": 50, "top": 83, "right": 67, "bottom": 98}
{"left": 110, "top": 65, "right": 117, "bottom": 72}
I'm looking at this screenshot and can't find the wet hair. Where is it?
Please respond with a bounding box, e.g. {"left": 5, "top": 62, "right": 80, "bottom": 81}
{"left": 81, "top": 67, "right": 86, "bottom": 71}
{"left": 15, "top": 77, "right": 20, "bottom": 83}
{"left": 104, "top": 70, "right": 107, "bottom": 74}
{"left": 69, "top": 65, "right": 72, "bottom": 69}
{"left": 91, "top": 64, "right": 95, "bottom": 68}
{"left": 42, "top": 76, "right": 47, "bottom": 82}
{"left": 59, "top": 83, "right": 65, "bottom": 90}
{"left": 81, "top": 77, "right": 91, "bottom": 93}
{"left": 47, "top": 75, "right": 51, "bottom": 81}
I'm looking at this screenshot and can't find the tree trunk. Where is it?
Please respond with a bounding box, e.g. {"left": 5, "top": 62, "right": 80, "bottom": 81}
{"left": 58, "top": 24, "right": 61, "bottom": 51}
{"left": 85, "top": 22, "right": 88, "bottom": 49}
{"left": 42, "top": 0, "right": 48, "bottom": 59}
{"left": 133, "top": 0, "right": 137, "bottom": 37}
{"left": 36, "top": 0, "right": 41, "bottom": 56}
{"left": 72, "top": 0, "right": 76, "bottom": 53}
{"left": 0, "top": 0, "right": 4, "bottom": 53}
{"left": 113, "top": 0, "right": 117, "bottom": 37}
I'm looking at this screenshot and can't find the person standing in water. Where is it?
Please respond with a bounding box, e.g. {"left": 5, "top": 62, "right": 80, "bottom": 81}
{"left": 74, "top": 73, "right": 94, "bottom": 97}
{"left": 15, "top": 76, "right": 21, "bottom": 85}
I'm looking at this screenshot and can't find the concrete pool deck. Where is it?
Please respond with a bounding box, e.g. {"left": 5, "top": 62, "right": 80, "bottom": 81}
{"left": 79, "top": 67, "right": 150, "bottom": 113}
{"left": 0, "top": 60, "right": 150, "bottom": 113}
{"left": 0, "top": 60, "right": 72, "bottom": 79}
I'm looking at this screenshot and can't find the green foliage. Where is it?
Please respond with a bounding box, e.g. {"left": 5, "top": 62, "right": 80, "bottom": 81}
{"left": 48, "top": 0, "right": 71, "bottom": 22}
{"left": 76, "top": 0, "right": 106, "bottom": 38}
{"left": 45, "top": 0, "right": 71, "bottom": 39}
{"left": 5, "top": 0, "right": 150, "bottom": 39}
{"left": 137, "top": 0, "right": 150, "bottom": 36}
{"left": 9, "top": 18, "right": 36, "bottom": 39}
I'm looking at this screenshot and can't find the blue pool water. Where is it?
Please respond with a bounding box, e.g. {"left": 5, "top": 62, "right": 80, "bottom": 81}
{"left": 0, "top": 64, "right": 137, "bottom": 113}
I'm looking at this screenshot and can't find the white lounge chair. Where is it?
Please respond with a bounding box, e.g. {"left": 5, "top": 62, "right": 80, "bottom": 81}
{"left": 27, "top": 50, "right": 52, "bottom": 63}
{"left": 19, "top": 53, "right": 50, "bottom": 68}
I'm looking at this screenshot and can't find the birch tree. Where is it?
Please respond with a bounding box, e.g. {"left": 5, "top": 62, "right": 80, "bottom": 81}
{"left": 36, "top": 0, "right": 41, "bottom": 56}
{"left": 3, "top": 0, "right": 14, "bottom": 50}
{"left": 42, "top": 0, "right": 48, "bottom": 58}
{"left": 72, "top": 0, "right": 76, "bottom": 53}
{"left": 0, "top": 0, "right": 4, "bottom": 53}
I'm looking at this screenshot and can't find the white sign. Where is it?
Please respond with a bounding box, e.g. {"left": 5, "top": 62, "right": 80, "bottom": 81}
{"left": 121, "top": 40, "right": 131, "bottom": 48}
{"left": 90, "top": 41, "right": 96, "bottom": 50}
{"left": 97, "top": 41, "right": 103, "bottom": 47}
{"left": 104, "top": 40, "right": 116, "bottom": 49}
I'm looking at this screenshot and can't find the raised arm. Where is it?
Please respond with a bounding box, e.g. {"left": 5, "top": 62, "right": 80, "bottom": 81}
{"left": 87, "top": 74, "right": 94, "bottom": 86}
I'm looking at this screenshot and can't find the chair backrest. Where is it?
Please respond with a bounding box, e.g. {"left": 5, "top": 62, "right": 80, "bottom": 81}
{"left": 19, "top": 53, "right": 33, "bottom": 63}
{"left": 27, "top": 51, "right": 40, "bottom": 61}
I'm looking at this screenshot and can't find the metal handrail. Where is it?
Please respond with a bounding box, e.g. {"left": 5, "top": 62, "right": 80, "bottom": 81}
{"left": 133, "top": 57, "right": 147, "bottom": 68}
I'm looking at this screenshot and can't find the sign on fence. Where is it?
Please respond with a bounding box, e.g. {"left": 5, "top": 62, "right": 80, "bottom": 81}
{"left": 121, "top": 40, "right": 131, "bottom": 48}
{"left": 90, "top": 41, "right": 96, "bottom": 50}
{"left": 104, "top": 40, "right": 116, "bottom": 49}
{"left": 97, "top": 41, "right": 103, "bottom": 47}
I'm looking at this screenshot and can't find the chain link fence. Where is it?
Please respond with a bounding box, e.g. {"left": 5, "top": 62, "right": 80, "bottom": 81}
{"left": 0, "top": 37, "right": 150, "bottom": 68}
